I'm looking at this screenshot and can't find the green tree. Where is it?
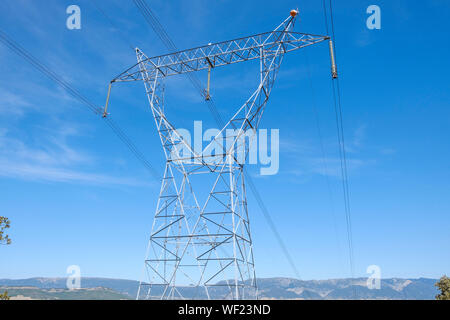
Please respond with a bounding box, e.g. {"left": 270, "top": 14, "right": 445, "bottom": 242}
{"left": 0, "top": 217, "right": 11, "bottom": 300}
{"left": 0, "top": 216, "right": 11, "bottom": 245}
{"left": 0, "top": 291, "right": 10, "bottom": 300}
{"left": 435, "top": 275, "right": 450, "bottom": 300}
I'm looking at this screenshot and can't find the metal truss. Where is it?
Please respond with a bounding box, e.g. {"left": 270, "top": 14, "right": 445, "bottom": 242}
{"left": 112, "top": 31, "right": 328, "bottom": 83}
{"left": 106, "top": 12, "right": 328, "bottom": 300}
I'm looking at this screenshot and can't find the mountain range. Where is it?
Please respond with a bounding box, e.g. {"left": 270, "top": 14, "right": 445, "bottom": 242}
{"left": 0, "top": 277, "right": 439, "bottom": 300}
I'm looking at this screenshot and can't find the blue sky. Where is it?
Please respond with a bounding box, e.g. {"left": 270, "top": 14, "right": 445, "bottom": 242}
{"left": 0, "top": 0, "right": 449, "bottom": 281}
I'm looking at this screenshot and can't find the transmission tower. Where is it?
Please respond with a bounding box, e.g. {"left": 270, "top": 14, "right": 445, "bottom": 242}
{"left": 104, "top": 11, "right": 331, "bottom": 300}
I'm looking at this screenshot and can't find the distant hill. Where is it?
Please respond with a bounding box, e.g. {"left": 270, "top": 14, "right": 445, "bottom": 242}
{"left": 0, "top": 286, "right": 130, "bottom": 300}
{"left": 0, "top": 277, "right": 439, "bottom": 300}
{"left": 0, "top": 277, "right": 139, "bottom": 298}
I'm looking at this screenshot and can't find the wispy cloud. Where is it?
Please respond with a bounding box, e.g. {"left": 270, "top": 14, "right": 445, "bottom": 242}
{"left": 279, "top": 125, "right": 375, "bottom": 180}
{"left": 345, "top": 124, "right": 367, "bottom": 153}
{"left": 355, "top": 29, "right": 375, "bottom": 48}
{"left": 297, "top": 157, "right": 374, "bottom": 178}
{"left": 0, "top": 89, "right": 33, "bottom": 116}
{"left": 0, "top": 126, "right": 149, "bottom": 187}
{"left": 0, "top": 160, "right": 146, "bottom": 186}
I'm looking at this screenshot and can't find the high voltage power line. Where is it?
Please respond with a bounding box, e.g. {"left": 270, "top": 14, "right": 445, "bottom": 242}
{"left": 0, "top": 28, "right": 160, "bottom": 181}
{"left": 131, "top": 0, "right": 307, "bottom": 282}
{"left": 0, "top": 1, "right": 354, "bottom": 295}
{"left": 323, "top": 0, "right": 356, "bottom": 296}
{"left": 0, "top": 2, "right": 305, "bottom": 285}
{"left": 110, "top": 7, "right": 327, "bottom": 299}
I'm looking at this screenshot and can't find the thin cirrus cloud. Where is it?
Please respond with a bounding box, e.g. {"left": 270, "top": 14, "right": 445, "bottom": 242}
{"left": 279, "top": 125, "right": 375, "bottom": 179}
{"left": 0, "top": 160, "right": 147, "bottom": 186}
{"left": 0, "top": 89, "right": 33, "bottom": 116}
{"left": 0, "top": 127, "right": 149, "bottom": 187}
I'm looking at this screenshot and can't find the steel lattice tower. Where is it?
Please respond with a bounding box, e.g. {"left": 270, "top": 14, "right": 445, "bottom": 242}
{"left": 104, "top": 11, "right": 330, "bottom": 300}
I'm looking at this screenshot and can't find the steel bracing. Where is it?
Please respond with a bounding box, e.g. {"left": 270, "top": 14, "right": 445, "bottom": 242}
{"left": 107, "top": 13, "right": 328, "bottom": 300}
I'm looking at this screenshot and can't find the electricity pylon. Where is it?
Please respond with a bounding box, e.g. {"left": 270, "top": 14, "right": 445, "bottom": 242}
{"left": 104, "top": 11, "right": 330, "bottom": 300}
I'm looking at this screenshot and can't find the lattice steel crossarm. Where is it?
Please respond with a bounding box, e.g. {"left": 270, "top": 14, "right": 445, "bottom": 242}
{"left": 112, "top": 30, "right": 329, "bottom": 82}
